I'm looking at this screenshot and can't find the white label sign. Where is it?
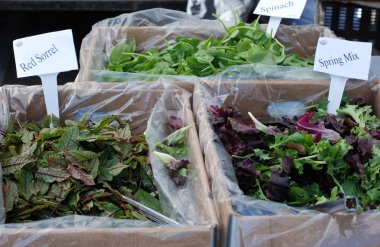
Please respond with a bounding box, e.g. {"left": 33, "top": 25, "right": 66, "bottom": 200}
{"left": 254, "top": 0, "right": 307, "bottom": 19}
{"left": 13, "top": 29, "right": 78, "bottom": 78}
{"left": 314, "top": 38, "right": 372, "bottom": 80}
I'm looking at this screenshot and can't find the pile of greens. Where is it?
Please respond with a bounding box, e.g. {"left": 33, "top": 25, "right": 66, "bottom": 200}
{"left": 154, "top": 116, "right": 191, "bottom": 186}
{"left": 208, "top": 98, "right": 380, "bottom": 209}
{"left": 107, "top": 18, "right": 313, "bottom": 77}
{"left": 1, "top": 115, "right": 162, "bottom": 223}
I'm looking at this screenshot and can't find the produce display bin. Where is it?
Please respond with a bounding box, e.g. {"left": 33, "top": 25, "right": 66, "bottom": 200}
{"left": 76, "top": 8, "right": 335, "bottom": 90}
{"left": 0, "top": 81, "right": 218, "bottom": 247}
{"left": 193, "top": 66, "right": 380, "bottom": 247}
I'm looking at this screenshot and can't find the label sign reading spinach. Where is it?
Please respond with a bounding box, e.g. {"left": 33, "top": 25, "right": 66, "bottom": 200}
{"left": 253, "top": 0, "right": 307, "bottom": 19}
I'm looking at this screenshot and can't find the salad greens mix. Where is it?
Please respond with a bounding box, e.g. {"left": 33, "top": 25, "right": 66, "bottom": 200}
{"left": 208, "top": 98, "right": 380, "bottom": 209}
{"left": 107, "top": 18, "right": 313, "bottom": 77}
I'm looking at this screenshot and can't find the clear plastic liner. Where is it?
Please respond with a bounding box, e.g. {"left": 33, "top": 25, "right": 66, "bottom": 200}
{"left": 2, "top": 215, "right": 157, "bottom": 229}
{"left": 193, "top": 64, "right": 380, "bottom": 246}
{"left": 145, "top": 89, "right": 215, "bottom": 225}
{"left": 77, "top": 8, "right": 335, "bottom": 83}
{"left": 0, "top": 81, "right": 217, "bottom": 246}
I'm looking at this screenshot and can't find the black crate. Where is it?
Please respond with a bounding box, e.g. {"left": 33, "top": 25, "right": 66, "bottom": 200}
{"left": 321, "top": 1, "right": 380, "bottom": 51}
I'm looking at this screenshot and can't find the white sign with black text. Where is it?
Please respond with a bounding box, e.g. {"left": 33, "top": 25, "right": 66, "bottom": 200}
{"left": 13, "top": 30, "right": 78, "bottom": 125}
{"left": 314, "top": 38, "right": 372, "bottom": 80}
{"left": 314, "top": 38, "right": 372, "bottom": 114}
{"left": 13, "top": 29, "right": 78, "bottom": 78}
{"left": 254, "top": 0, "right": 307, "bottom": 19}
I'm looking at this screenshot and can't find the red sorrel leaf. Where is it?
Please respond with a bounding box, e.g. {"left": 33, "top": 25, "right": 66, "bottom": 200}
{"left": 67, "top": 165, "right": 95, "bottom": 186}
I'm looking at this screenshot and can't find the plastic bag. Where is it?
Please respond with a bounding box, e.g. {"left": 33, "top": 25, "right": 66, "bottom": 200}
{"left": 0, "top": 81, "right": 217, "bottom": 246}
{"left": 77, "top": 8, "right": 335, "bottom": 83}
{"left": 193, "top": 64, "right": 380, "bottom": 246}
{"left": 145, "top": 89, "right": 216, "bottom": 225}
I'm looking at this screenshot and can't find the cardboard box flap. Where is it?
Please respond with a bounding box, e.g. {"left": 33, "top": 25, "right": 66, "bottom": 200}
{"left": 0, "top": 224, "right": 213, "bottom": 247}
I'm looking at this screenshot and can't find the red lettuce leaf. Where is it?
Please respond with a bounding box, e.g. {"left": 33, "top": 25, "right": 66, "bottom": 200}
{"left": 344, "top": 153, "right": 367, "bottom": 178}
{"left": 296, "top": 112, "right": 341, "bottom": 142}
{"left": 326, "top": 114, "right": 356, "bottom": 133}
{"left": 281, "top": 156, "right": 293, "bottom": 174}
{"left": 169, "top": 159, "right": 189, "bottom": 171}
{"left": 345, "top": 135, "right": 358, "bottom": 145}
{"left": 217, "top": 125, "right": 252, "bottom": 156}
{"left": 266, "top": 169, "right": 290, "bottom": 202}
{"left": 369, "top": 128, "right": 380, "bottom": 140}
{"left": 167, "top": 116, "right": 183, "bottom": 131}
{"left": 208, "top": 105, "right": 239, "bottom": 124}
{"left": 358, "top": 139, "right": 380, "bottom": 163}
{"left": 227, "top": 117, "right": 258, "bottom": 135}
{"left": 236, "top": 159, "right": 259, "bottom": 178}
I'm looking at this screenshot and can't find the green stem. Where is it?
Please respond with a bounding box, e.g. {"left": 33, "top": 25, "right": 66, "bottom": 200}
{"left": 329, "top": 173, "right": 344, "bottom": 195}
{"left": 296, "top": 155, "right": 318, "bottom": 161}
{"left": 212, "top": 13, "right": 228, "bottom": 32}
{"left": 232, "top": 153, "right": 255, "bottom": 159}
{"left": 256, "top": 179, "right": 268, "bottom": 201}
{"left": 122, "top": 52, "right": 150, "bottom": 59}
{"left": 275, "top": 39, "right": 286, "bottom": 57}
{"left": 208, "top": 62, "right": 218, "bottom": 72}
{"left": 218, "top": 57, "right": 240, "bottom": 64}
{"left": 269, "top": 141, "right": 286, "bottom": 149}
{"left": 210, "top": 46, "right": 236, "bottom": 51}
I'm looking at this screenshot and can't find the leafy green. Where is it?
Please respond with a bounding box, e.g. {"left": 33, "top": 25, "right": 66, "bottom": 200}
{"left": 248, "top": 112, "right": 277, "bottom": 135}
{"left": 337, "top": 104, "right": 380, "bottom": 129}
{"left": 137, "top": 188, "right": 162, "bottom": 213}
{"left": 312, "top": 99, "right": 328, "bottom": 120}
{"left": 106, "top": 17, "right": 313, "bottom": 77}
{"left": 366, "top": 146, "right": 380, "bottom": 184}
{"left": 1, "top": 115, "right": 160, "bottom": 223}
{"left": 35, "top": 167, "right": 70, "bottom": 183}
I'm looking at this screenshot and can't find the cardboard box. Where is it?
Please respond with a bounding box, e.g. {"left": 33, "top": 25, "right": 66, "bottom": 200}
{"left": 0, "top": 81, "right": 218, "bottom": 247}
{"left": 193, "top": 78, "right": 380, "bottom": 247}
{"left": 76, "top": 14, "right": 334, "bottom": 91}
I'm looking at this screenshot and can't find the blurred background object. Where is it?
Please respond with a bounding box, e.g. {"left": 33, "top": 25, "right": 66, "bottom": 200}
{"left": 317, "top": 0, "right": 380, "bottom": 53}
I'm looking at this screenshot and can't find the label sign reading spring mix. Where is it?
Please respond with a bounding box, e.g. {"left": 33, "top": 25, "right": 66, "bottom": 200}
{"left": 254, "top": 0, "right": 307, "bottom": 19}
{"left": 314, "top": 38, "right": 372, "bottom": 80}
{"left": 13, "top": 29, "right": 78, "bottom": 78}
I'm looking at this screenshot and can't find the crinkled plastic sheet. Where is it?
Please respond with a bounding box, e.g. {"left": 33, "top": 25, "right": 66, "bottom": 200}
{"left": 0, "top": 81, "right": 216, "bottom": 246}
{"left": 193, "top": 64, "right": 380, "bottom": 246}
{"left": 77, "top": 8, "right": 335, "bottom": 83}
{"left": 145, "top": 88, "right": 217, "bottom": 226}
{"left": 2, "top": 215, "right": 157, "bottom": 229}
